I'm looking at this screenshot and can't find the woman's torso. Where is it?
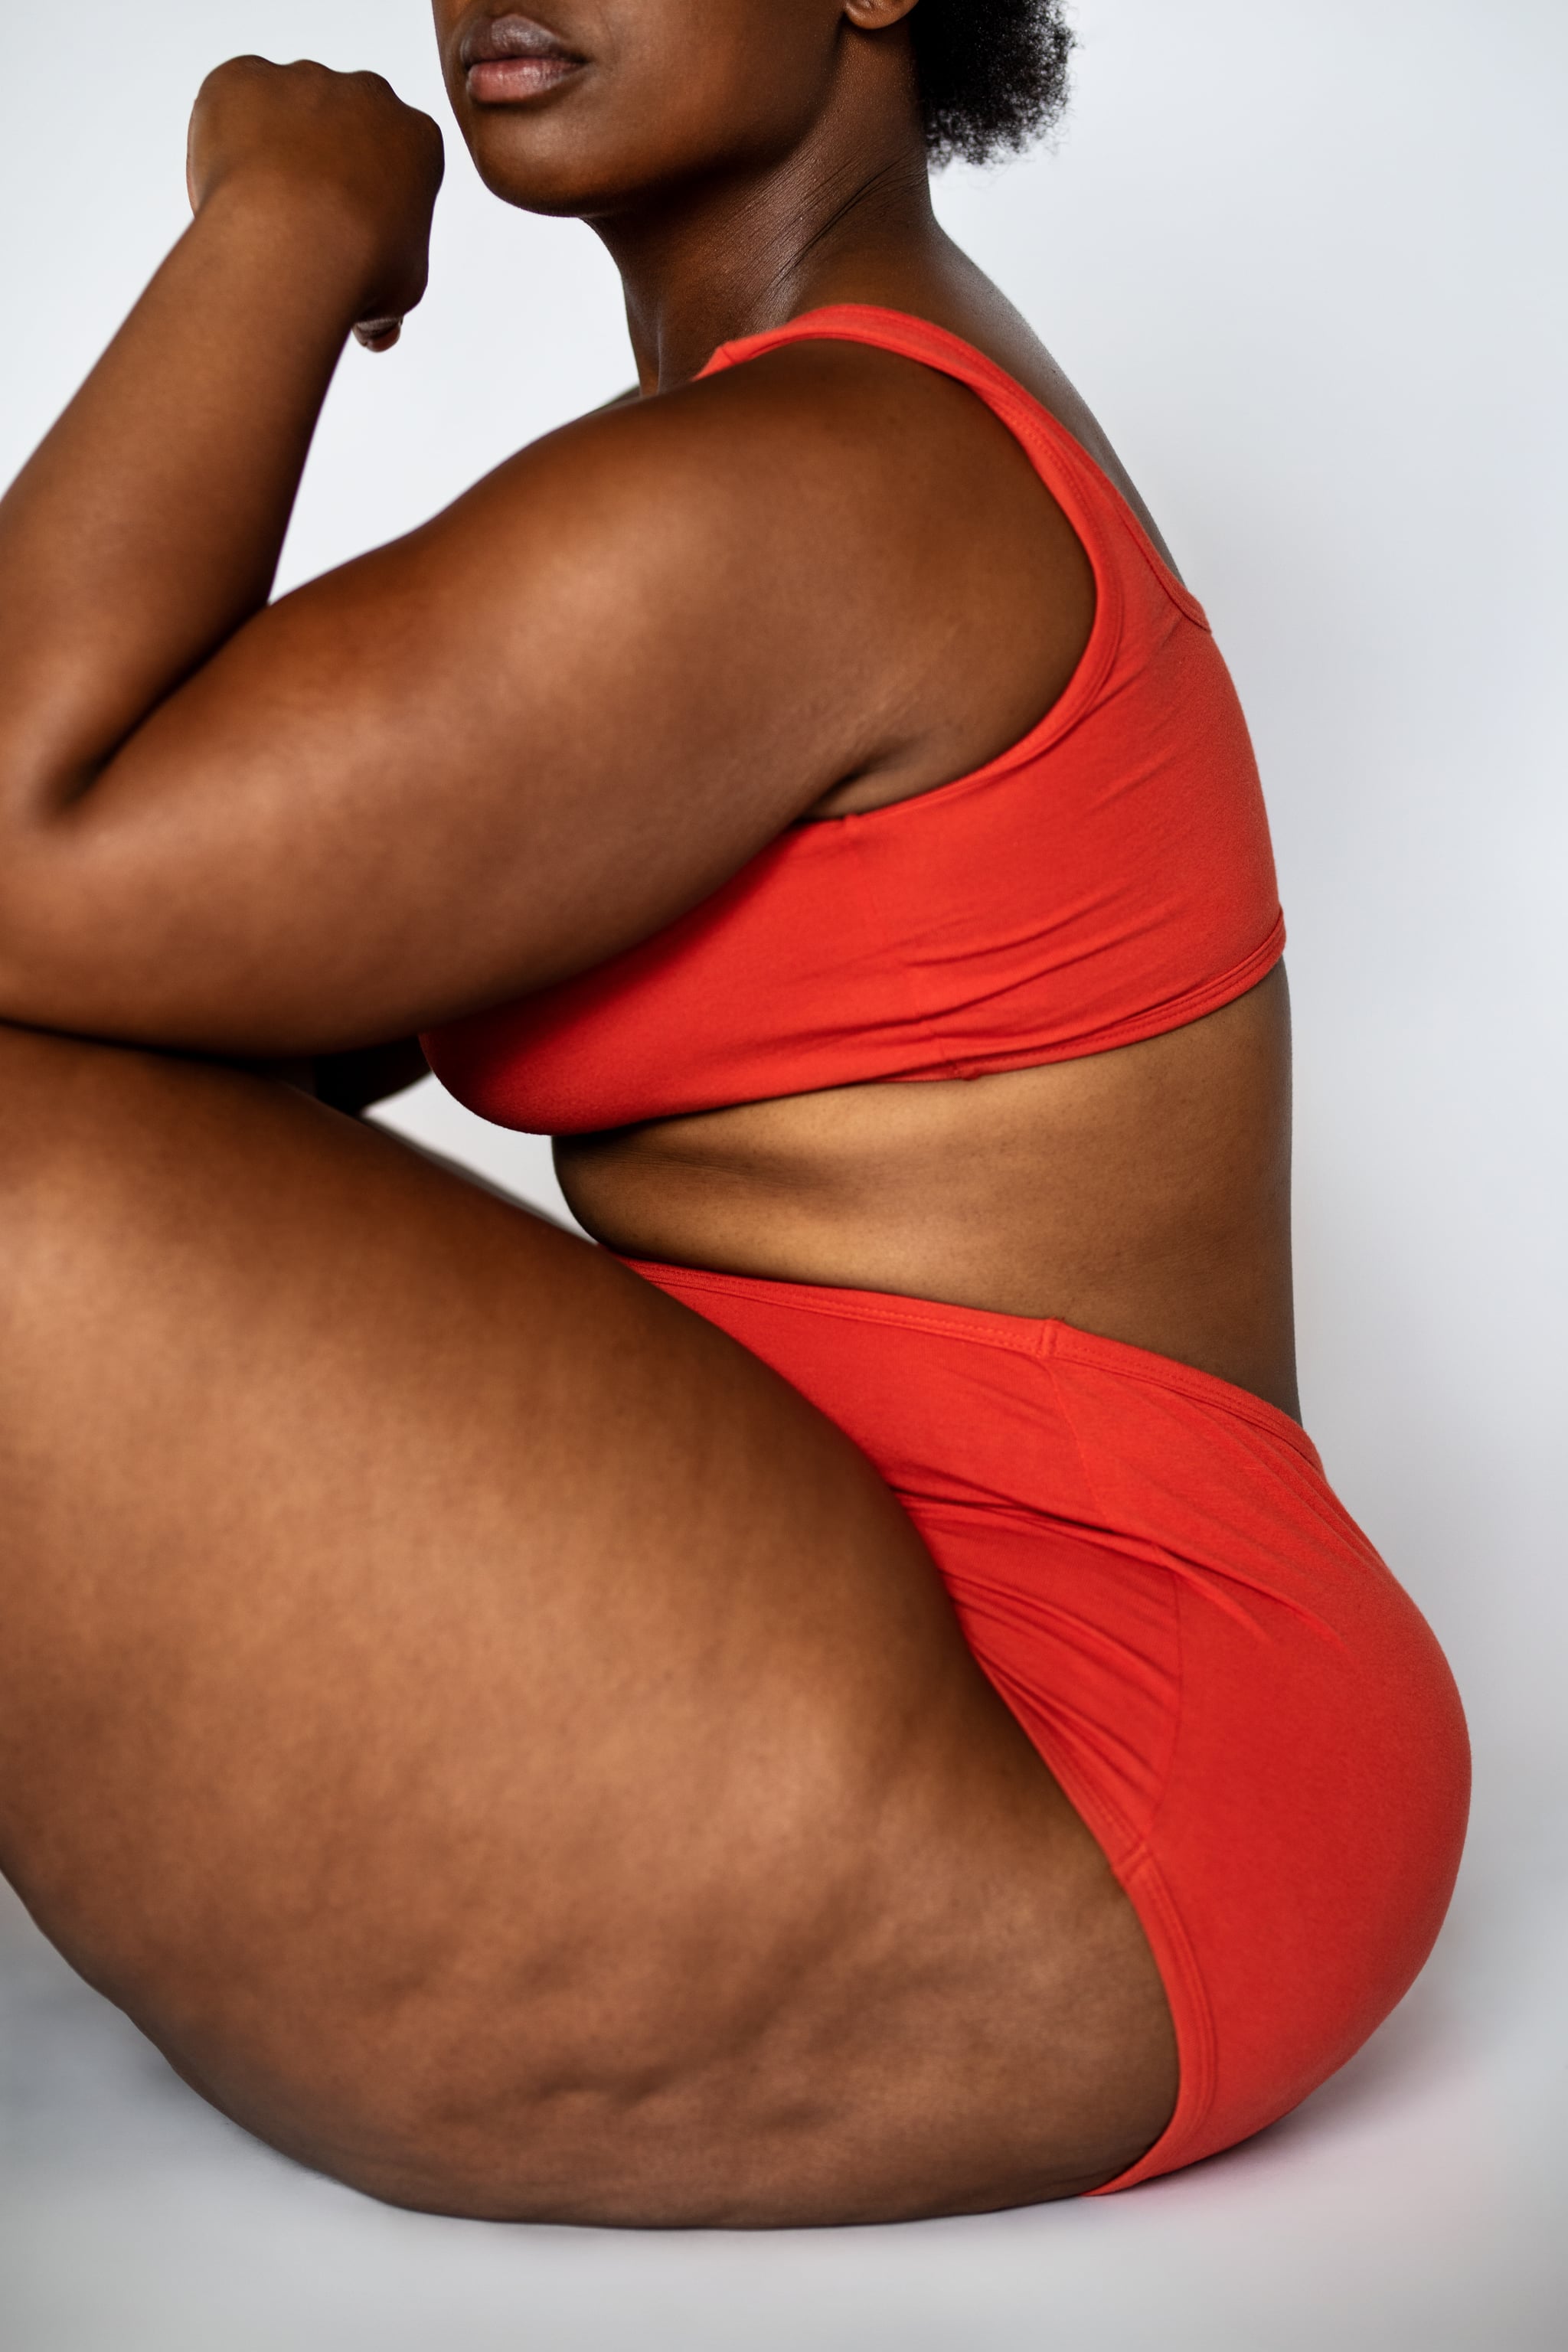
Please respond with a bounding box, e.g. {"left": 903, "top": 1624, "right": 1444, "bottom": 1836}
{"left": 444, "top": 274, "right": 1300, "bottom": 1416}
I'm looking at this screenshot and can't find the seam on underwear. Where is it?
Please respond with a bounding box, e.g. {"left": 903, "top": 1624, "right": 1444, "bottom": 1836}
{"left": 1040, "top": 1325, "right": 1318, "bottom": 1462}
{"left": 1020, "top": 1356, "right": 1221, "bottom": 2171}
{"left": 631, "top": 1264, "right": 1051, "bottom": 1357}
{"left": 1015, "top": 1711, "right": 1217, "bottom": 2190}
{"left": 1007, "top": 1455, "right": 1216, "bottom": 2186}
{"left": 1041, "top": 1351, "right": 1189, "bottom": 1833}
{"left": 1038, "top": 1338, "right": 1344, "bottom": 1652}
{"left": 1089, "top": 1838, "right": 1219, "bottom": 2194}
{"left": 638, "top": 1262, "right": 1316, "bottom": 1465}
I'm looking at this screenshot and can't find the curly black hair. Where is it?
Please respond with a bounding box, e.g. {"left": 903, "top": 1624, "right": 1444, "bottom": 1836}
{"left": 910, "top": 0, "right": 1076, "bottom": 168}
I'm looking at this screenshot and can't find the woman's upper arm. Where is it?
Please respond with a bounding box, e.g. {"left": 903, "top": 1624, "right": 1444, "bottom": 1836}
{"left": 0, "top": 371, "right": 901, "bottom": 1056}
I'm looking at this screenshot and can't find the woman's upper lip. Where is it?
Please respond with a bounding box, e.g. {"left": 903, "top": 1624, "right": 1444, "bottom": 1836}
{"left": 461, "top": 13, "right": 583, "bottom": 69}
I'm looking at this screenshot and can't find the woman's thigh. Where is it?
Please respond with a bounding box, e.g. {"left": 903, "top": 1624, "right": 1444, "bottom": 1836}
{"left": 0, "top": 1024, "right": 1174, "bottom": 2224}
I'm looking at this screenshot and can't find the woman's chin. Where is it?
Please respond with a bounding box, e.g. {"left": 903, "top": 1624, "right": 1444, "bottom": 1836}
{"left": 456, "top": 109, "right": 632, "bottom": 218}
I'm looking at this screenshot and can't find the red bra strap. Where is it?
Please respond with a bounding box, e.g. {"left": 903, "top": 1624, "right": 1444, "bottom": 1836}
{"left": 698, "top": 304, "right": 1205, "bottom": 630}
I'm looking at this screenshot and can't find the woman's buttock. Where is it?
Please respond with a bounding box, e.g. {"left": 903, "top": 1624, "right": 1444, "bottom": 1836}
{"left": 618, "top": 1253, "right": 1472, "bottom": 2192}
{"left": 557, "top": 965, "right": 1298, "bottom": 1415}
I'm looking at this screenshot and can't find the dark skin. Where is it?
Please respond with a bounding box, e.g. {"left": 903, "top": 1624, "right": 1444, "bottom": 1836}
{"left": 0, "top": 0, "right": 1296, "bottom": 2222}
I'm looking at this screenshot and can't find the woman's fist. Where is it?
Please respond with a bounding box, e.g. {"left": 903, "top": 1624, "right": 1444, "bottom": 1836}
{"left": 187, "top": 59, "right": 445, "bottom": 348}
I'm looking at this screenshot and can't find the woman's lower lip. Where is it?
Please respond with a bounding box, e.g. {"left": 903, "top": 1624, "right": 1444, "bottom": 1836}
{"left": 467, "top": 57, "right": 582, "bottom": 103}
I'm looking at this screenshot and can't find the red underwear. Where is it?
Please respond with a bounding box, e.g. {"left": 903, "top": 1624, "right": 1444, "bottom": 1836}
{"left": 622, "top": 1259, "right": 1470, "bottom": 2191}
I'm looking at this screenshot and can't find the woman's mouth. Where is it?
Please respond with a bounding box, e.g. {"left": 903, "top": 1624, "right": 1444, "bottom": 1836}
{"left": 461, "top": 13, "right": 585, "bottom": 104}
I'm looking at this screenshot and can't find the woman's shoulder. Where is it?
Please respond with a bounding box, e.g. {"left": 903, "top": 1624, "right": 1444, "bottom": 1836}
{"left": 454, "top": 328, "right": 1050, "bottom": 616}
{"left": 549, "top": 286, "right": 1181, "bottom": 589}
{"left": 512, "top": 317, "right": 1089, "bottom": 573}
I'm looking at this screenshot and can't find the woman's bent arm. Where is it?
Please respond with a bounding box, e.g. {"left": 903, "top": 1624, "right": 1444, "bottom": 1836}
{"left": 0, "top": 64, "right": 1091, "bottom": 1063}
{"left": 0, "top": 64, "right": 441, "bottom": 818}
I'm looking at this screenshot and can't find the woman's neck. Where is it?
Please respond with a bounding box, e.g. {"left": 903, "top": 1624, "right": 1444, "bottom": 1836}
{"left": 590, "top": 57, "right": 946, "bottom": 391}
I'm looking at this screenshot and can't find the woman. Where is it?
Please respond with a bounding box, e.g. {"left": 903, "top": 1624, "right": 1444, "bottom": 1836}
{"left": 0, "top": 1, "right": 1467, "bottom": 2226}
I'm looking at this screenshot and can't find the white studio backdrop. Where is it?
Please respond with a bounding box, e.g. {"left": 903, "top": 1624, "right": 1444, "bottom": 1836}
{"left": 1, "top": 6, "right": 1564, "bottom": 2348}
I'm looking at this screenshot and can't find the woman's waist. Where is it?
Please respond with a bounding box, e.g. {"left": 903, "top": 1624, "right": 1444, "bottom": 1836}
{"left": 555, "top": 1044, "right": 1298, "bottom": 1417}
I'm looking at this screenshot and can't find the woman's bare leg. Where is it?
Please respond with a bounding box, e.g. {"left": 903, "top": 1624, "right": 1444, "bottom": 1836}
{"left": 0, "top": 1022, "right": 1174, "bottom": 2225}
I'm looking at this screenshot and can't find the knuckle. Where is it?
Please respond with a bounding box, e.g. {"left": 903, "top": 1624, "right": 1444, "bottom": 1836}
{"left": 201, "top": 54, "right": 262, "bottom": 92}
